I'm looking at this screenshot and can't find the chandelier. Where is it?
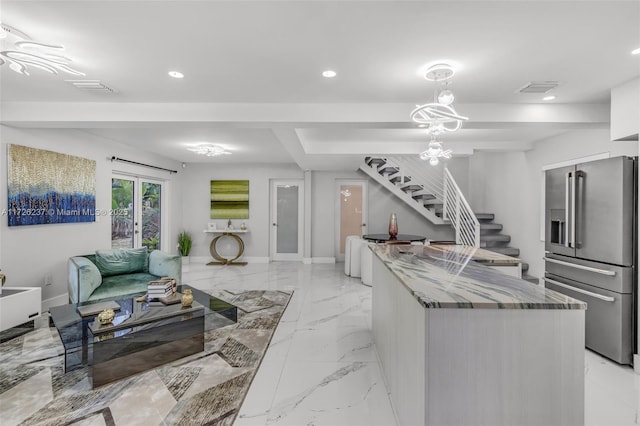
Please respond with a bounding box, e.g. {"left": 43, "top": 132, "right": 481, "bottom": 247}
{"left": 188, "top": 144, "right": 231, "bottom": 157}
{"left": 0, "top": 23, "right": 84, "bottom": 76}
{"left": 411, "top": 63, "right": 467, "bottom": 165}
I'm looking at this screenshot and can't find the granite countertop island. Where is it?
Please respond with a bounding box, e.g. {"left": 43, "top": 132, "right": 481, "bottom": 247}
{"left": 371, "top": 244, "right": 586, "bottom": 309}
{"left": 370, "top": 243, "right": 586, "bottom": 426}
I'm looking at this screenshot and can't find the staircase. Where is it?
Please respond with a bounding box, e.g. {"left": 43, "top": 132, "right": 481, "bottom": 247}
{"left": 360, "top": 156, "right": 538, "bottom": 284}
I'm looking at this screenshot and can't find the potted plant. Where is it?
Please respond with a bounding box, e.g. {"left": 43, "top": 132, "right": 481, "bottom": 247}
{"left": 178, "top": 231, "right": 192, "bottom": 264}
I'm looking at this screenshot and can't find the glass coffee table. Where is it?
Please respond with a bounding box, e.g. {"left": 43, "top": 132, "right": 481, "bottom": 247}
{"left": 50, "top": 285, "right": 237, "bottom": 388}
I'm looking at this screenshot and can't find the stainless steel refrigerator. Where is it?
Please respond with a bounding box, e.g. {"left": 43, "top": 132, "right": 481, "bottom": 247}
{"left": 544, "top": 156, "right": 637, "bottom": 365}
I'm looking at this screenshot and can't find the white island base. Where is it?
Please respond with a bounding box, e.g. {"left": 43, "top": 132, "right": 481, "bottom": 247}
{"left": 373, "top": 255, "right": 585, "bottom": 426}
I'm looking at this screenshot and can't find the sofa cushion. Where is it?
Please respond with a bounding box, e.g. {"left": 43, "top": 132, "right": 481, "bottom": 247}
{"left": 95, "top": 248, "right": 149, "bottom": 277}
{"left": 87, "top": 272, "right": 158, "bottom": 301}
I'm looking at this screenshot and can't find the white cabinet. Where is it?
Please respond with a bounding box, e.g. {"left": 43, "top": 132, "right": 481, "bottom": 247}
{"left": 0, "top": 287, "right": 41, "bottom": 331}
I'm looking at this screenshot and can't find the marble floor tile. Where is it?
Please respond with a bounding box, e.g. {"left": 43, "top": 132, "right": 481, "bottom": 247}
{"left": 265, "top": 360, "right": 396, "bottom": 426}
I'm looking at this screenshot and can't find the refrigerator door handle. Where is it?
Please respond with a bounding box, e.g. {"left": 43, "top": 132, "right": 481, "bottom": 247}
{"left": 544, "top": 256, "right": 616, "bottom": 276}
{"left": 569, "top": 170, "right": 578, "bottom": 248}
{"left": 544, "top": 278, "right": 615, "bottom": 302}
{"left": 565, "top": 171, "right": 571, "bottom": 247}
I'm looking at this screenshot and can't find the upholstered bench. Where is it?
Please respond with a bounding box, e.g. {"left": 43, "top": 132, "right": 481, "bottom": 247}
{"left": 67, "top": 248, "right": 181, "bottom": 303}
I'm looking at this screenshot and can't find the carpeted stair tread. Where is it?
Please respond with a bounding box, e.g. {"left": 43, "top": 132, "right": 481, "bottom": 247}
{"left": 475, "top": 213, "right": 495, "bottom": 221}
{"left": 378, "top": 165, "right": 399, "bottom": 175}
{"left": 389, "top": 175, "right": 410, "bottom": 184}
{"left": 412, "top": 193, "right": 436, "bottom": 201}
{"left": 401, "top": 184, "right": 423, "bottom": 192}
{"left": 485, "top": 246, "right": 520, "bottom": 256}
{"left": 480, "top": 223, "right": 503, "bottom": 231}
{"left": 480, "top": 234, "right": 511, "bottom": 242}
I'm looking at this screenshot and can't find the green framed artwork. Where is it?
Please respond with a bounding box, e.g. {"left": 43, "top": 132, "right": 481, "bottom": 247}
{"left": 210, "top": 180, "right": 249, "bottom": 219}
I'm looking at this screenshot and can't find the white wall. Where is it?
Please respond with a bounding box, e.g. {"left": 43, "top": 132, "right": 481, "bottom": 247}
{"left": 310, "top": 167, "right": 457, "bottom": 258}
{"left": 0, "top": 125, "right": 183, "bottom": 307}
{"left": 467, "top": 129, "right": 638, "bottom": 280}
{"left": 180, "top": 162, "right": 304, "bottom": 260}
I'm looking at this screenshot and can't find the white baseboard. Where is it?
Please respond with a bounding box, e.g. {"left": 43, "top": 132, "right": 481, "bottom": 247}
{"left": 312, "top": 257, "right": 336, "bottom": 264}
{"left": 634, "top": 355, "right": 640, "bottom": 373}
{"left": 303, "top": 258, "right": 312, "bottom": 265}
{"left": 42, "top": 293, "right": 68, "bottom": 312}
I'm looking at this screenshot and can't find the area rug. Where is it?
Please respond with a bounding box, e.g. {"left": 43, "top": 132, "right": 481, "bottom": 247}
{"left": 0, "top": 289, "right": 292, "bottom": 426}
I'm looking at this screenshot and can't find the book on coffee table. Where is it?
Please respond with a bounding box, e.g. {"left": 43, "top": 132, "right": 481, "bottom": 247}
{"left": 157, "top": 292, "right": 182, "bottom": 305}
{"left": 77, "top": 300, "right": 121, "bottom": 317}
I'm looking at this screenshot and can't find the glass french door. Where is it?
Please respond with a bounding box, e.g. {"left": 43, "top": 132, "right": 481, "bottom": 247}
{"left": 335, "top": 180, "right": 368, "bottom": 262}
{"left": 270, "top": 179, "right": 304, "bottom": 261}
{"left": 111, "top": 175, "right": 163, "bottom": 250}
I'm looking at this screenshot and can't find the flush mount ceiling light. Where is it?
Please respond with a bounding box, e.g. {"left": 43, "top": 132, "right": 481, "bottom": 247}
{"left": 322, "top": 70, "right": 337, "bottom": 78}
{"left": 187, "top": 144, "right": 231, "bottom": 157}
{"left": 631, "top": 47, "right": 640, "bottom": 55}
{"left": 0, "top": 22, "right": 84, "bottom": 76}
{"left": 168, "top": 71, "right": 184, "bottom": 78}
{"left": 543, "top": 95, "right": 556, "bottom": 101}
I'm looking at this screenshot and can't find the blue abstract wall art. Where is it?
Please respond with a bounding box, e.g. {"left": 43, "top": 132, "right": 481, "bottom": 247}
{"left": 7, "top": 144, "right": 96, "bottom": 226}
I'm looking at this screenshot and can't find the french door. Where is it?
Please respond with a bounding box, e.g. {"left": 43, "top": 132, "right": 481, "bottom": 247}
{"left": 335, "top": 180, "right": 368, "bottom": 262}
{"left": 111, "top": 174, "right": 163, "bottom": 250}
{"left": 270, "top": 179, "right": 304, "bottom": 261}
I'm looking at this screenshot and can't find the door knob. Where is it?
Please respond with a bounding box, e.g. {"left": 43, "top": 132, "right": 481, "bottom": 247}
{"left": 362, "top": 223, "right": 366, "bottom": 226}
{"left": 272, "top": 223, "right": 277, "bottom": 226}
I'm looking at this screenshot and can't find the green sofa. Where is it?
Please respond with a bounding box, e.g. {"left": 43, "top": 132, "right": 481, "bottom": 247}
{"left": 67, "top": 248, "right": 182, "bottom": 303}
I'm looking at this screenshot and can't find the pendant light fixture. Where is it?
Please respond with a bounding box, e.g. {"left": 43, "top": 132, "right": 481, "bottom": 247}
{"left": 411, "top": 63, "right": 467, "bottom": 165}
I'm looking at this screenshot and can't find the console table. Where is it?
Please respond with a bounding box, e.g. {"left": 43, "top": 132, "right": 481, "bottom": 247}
{"left": 203, "top": 229, "right": 248, "bottom": 265}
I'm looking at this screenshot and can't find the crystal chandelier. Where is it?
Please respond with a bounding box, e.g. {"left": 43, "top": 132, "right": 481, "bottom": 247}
{"left": 411, "top": 63, "right": 467, "bottom": 165}
{"left": 0, "top": 23, "right": 84, "bottom": 76}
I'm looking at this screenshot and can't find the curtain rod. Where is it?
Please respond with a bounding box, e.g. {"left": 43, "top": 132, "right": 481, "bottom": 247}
{"left": 110, "top": 156, "right": 178, "bottom": 174}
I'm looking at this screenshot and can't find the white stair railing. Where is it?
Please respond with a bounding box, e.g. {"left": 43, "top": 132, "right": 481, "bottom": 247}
{"left": 443, "top": 167, "right": 480, "bottom": 247}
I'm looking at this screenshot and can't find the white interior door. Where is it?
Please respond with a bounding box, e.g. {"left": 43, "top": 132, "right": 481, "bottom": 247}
{"left": 112, "top": 174, "right": 164, "bottom": 251}
{"left": 335, "top": 180, "right": 368, "bottom": 262}
{"left": 270, "top": 179, "right": 304, "bottom": 261}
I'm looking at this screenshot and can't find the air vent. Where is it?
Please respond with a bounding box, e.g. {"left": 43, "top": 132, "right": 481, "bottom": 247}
{"left": 516, "top": 81, "right": 561, "bottom": 94}
{"left": 65, "top": 80, "right": 116, "bottom": 93}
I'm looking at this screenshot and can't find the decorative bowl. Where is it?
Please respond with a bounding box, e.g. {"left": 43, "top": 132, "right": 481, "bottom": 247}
{"left": 97, "top": 308, "right": 115, "bottom": 325}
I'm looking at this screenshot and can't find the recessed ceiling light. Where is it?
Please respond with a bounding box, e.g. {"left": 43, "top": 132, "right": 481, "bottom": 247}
{"left": 322, "top": 70, "right": 337, "bottom": 78}
{"left": 632, "top": 47, "right": 640, "bottom": 55}
{"left": 543, "top": 95, "right": 556, "bottom": 101}
{"left": 168, "top": 71, "right": 184, "bottom": 79}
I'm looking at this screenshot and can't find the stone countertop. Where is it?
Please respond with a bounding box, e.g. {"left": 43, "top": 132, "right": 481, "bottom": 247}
{"left": 430, "top": 244, "right": 521, "bottom": 265}
{"left": 370, "top": 245, "right": 586, "bottom": 310}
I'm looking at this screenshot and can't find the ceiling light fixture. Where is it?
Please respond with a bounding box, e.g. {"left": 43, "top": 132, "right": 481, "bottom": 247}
{"left": 543, "top": 95, "right": 556, "bottom": 101}
{"left": 322, "top": 70, "right": 337, "bottom": 78}
{"left": 0, "top": 22, "right": 84, "bottom": 76}
{"left": 187, "top": 144, "right": 231, "bottom": 157}
{"left": 412, "top": 63, "right": 467, "bottom": 165}
{"left": 168, "top": 71, "right": 184, "bottom": 79}
{"left": 632, "top": 47, "right": 640, "bottom": 55}
{"left": 419, "top": 135, "right": 453, "bottom": 166}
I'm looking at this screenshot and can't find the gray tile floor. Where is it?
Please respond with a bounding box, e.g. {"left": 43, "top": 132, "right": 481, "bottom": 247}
{"left": 183, "top": 261, "right": 640, "bottom": 426}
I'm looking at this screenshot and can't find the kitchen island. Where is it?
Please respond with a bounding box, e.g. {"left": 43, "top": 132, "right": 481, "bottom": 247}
{"left": 371, "top": 244, "right": 586, "bottom": 426}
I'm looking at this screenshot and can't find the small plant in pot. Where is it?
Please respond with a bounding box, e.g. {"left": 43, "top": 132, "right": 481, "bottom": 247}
{"left": 178, "top": 231, "right": 192, "bottom": 264}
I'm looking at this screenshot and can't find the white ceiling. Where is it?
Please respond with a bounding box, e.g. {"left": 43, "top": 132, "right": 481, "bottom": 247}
{"left": 1, "top": 0, "right": 638, "bottom": 169}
